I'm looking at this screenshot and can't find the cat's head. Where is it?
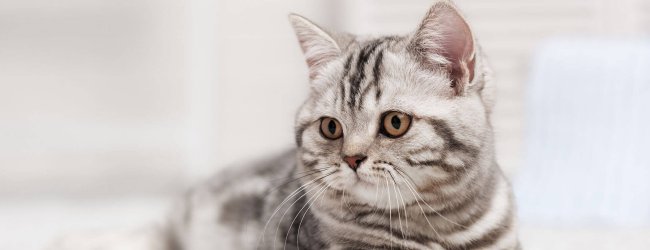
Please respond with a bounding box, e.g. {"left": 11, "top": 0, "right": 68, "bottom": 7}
{"left": 291, "top": 1, "right": 495, "bottom": 209}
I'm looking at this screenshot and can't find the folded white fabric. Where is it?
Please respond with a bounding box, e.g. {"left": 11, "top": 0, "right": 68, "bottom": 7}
{"left": 515, "top": 38, "right": 650, "bottom": 226}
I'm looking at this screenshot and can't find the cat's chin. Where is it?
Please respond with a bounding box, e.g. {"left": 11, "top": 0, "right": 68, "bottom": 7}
{"left": 334, "top": 180, "right": 406, "bottom": 210}
{"left": 335, "top": 172, "right": 390, "bottom": 190}
{"left": 344, "top": 187, "right": 405, "bottom": 210}
{"left": 325, "top": 173, "right": 412, "bottom": 209}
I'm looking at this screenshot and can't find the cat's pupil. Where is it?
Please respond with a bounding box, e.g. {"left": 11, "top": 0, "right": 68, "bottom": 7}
{"left": 391, "top": 116, "right": 401, "bottom": 129}
{"left": 328, "top": 120, "right": 336, "bottom": 134}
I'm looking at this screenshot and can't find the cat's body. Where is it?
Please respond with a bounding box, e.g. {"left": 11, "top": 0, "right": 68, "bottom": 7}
{"left": 165, "top": 1, "right": 519, "bottom": 249}
{"left": 167, "top": 150, "right": 516, "bottom": 250}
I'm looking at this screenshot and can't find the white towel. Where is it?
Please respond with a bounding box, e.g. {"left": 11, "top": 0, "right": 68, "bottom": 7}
{"left": 514, "top": 37, "right": 650, "bottom": 226}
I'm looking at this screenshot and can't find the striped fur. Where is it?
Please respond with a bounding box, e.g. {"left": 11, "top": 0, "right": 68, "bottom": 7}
{"left": 165, "top": 1, "right": 518, "bottom": 249}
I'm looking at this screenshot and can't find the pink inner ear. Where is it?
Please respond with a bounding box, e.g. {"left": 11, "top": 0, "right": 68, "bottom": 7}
{"left": 411, "top": 2, "right": 476, "bottom": 95}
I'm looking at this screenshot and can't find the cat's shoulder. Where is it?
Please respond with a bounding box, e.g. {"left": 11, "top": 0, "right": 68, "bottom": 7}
{"left": 181, "top": 148, "right": 298, "bottom": 208}
{"left": 166, "top": 149, "right": 298, "bottom": 249}
{"left": 205, "top": 149, "right": 297, "bottom": 190}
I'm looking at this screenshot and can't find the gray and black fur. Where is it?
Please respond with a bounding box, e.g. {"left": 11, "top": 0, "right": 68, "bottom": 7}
{"left": 166, "top": 1, "right": 519, "bottom": 249}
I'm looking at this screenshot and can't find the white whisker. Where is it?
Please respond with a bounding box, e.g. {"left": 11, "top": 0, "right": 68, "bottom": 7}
{"left": 271, "top": 171, "right": 334, "bottom": 249}
{"left": 395, "top": 170, "right": 441, "bottom": 238}
{"left": 257, "top": 172, "right": 330, "bottom": 249}
{"left": 296, "top": 182, "right": 331, "bottom": 250}
{"left": 383, "top": 173, "right": 393, "bottom": 250}
{"left": 284, "top": 183, "right": 330, "bottom": 250}
{"left": 389, "top": 171, "right": 407, "bottom": 241}
{"left": 396, "top": 169, "right": 467, "bottom": 228}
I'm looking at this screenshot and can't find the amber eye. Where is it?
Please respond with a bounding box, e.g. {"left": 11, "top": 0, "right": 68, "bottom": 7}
{"left": 380, "top": 111, "right": 412, "bottom": 138}
{"left": 320, "top": 117, "right": 343, "bottom": 140}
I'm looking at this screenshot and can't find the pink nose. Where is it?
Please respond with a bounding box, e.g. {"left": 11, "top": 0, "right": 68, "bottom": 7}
{"left": 343, "top": 155, "right": 367, "bottom": 170}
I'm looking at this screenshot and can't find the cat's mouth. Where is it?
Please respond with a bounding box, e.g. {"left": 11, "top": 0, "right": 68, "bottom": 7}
{"left": 353, "top": 173, "right": 373, "bottom": 185}
{"left": 351, "top": 167, "right": 392, "bottom": 186}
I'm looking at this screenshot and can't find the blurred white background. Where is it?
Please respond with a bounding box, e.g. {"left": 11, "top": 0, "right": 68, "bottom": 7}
{"left": 1, "top": 0, "right": 649, "bottom": 249}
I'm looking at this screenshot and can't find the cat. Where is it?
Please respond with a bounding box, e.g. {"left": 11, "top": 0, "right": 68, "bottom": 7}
{"left": 165, "top": 1, "right": 519, "bottom": 249}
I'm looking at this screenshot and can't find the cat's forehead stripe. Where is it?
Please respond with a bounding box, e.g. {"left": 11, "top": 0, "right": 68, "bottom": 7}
{"left": 357, "top": 47, "right": 386, "bottom": 111}
{"left": 338, "top": 37, "right": 394, "bottom": 113}
{"left": 371, "top": 49, "right": 385, "bottom": 101}
{"left": 338, "top": 54, "right": 353, "bottom": 111}
{"left": 347, "top": 39, "right": 382, "bottom": 110}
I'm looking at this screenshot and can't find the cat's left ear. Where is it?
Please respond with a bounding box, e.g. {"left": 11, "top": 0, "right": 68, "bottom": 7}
{"left": 289, "top": 14, "right": 342, "bottom": 79}
{"left": 409, "top": 1, "right": 476, "bottom": 95}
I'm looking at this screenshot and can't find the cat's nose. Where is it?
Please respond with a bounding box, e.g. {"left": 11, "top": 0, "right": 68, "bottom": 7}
{"left": 343, "top": 155, "right": 367, "bottom": 170}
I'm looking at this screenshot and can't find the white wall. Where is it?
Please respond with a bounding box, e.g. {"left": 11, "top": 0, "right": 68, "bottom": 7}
{"left": 211, "top": 0, "right": 334, "bottom": 169}
{"left": 0, "top": 0, "right": 187, "bottom": 198}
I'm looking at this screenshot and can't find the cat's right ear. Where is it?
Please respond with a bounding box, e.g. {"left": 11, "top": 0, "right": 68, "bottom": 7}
{"left": 289, "top": 14, "right": 342, "bottom": 79}
{"left": 408, "top": 1, "right": 476, "bottom": 95}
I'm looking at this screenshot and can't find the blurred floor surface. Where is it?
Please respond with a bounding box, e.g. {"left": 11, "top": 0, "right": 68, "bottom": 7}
{"left": 2, "top": 197, "right": 650, "bottom": 250}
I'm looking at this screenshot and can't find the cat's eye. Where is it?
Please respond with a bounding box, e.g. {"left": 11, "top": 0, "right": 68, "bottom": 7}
{"left": 380, "top": 111, "right": 412, "bottom": 138}
{"left": 320, "top": 117, "right": 343, "bottom": 140}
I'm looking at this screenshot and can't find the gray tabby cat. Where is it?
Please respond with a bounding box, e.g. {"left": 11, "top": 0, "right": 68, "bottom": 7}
{"left": 166, "top": 1, "right": 519, "bottom": 249}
